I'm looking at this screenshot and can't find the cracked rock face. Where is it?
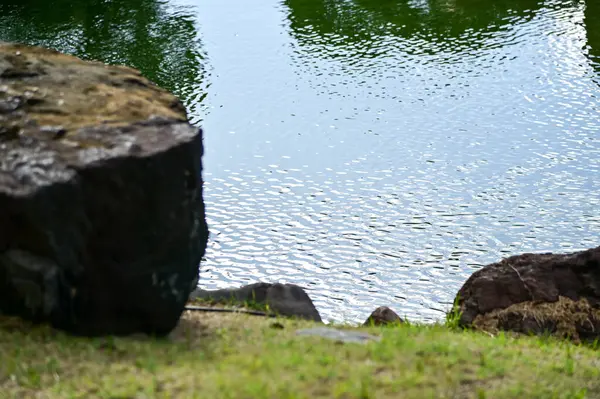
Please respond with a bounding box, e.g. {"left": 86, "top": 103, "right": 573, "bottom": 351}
{"left": 454, "top": 246, "right": 600, "bottom": 335}
{"left": 0, "top": 42, "right": 209, "bottom": 336}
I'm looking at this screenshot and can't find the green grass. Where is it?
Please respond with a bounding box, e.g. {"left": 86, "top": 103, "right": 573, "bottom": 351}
{"left": 0, "top": 310, "right": 598, "bottom": 399}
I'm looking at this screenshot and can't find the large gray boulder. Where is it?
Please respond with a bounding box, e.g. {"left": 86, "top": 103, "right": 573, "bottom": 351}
{"left": 0, "top": 43, "right": 209, "bottom": 336}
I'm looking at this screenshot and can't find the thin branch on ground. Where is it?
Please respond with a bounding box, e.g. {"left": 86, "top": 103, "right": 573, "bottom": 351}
{"left": 184, "top": 305, "right": 276, "bottom": 318}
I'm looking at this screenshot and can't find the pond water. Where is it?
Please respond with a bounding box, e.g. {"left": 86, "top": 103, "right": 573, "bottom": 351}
{"left": 1, "top": 0, "right": 599, "bottom": 324}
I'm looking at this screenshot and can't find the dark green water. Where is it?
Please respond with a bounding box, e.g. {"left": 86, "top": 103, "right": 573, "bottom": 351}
{"left": 1, "top": 0, "right": 599, "bottom": 323}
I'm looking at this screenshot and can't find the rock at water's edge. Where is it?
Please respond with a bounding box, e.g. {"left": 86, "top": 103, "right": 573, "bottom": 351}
{"left": 454, "top": 246, "right": 600, "bottom": 339}
{"left": 363, "top": 306, "right": 403, "bottom": 326}
{"left": 190, "top": 282, "right": 322, "bottom": 322}
{"left": 0, "top": 43, "right": 209, "bottom": 336}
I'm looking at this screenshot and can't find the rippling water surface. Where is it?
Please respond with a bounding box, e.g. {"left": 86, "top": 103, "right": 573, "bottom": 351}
{"left": 1, "top": 0, "right": 599, "bottom": 323}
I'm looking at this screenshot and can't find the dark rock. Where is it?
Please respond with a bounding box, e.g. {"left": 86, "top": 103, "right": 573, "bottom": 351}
{"left": 190, "top": 282, "right": 322, "bottom": 322}
{"left": 0, "top": 43, "right": 208, "bottom": 336}
{"left": 454, "top": 246, "right": 600, "bottom": 339}
{"left": 363, "top": 306, "right": 403, "bottom": 326}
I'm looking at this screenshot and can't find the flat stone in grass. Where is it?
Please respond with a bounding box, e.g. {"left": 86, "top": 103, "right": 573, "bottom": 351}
{"left": 296, "top": 327, "right": 381, "bottom": 344}
{"left": 0, "top": 43, "right": 208, "bottom": 336}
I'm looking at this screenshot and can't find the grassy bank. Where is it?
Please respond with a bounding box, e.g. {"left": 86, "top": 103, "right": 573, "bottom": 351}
{"left": 0, "top": 307, "right": 598, "bottom": 398}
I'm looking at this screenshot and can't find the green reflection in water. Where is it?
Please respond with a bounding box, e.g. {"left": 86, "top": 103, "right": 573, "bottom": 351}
{"left": 284, "top": 0, "right": 598, "bottom": 80}
{"left": 284, "top": 0, "right": 542, "bottom": 53}
{"left": 0, "top": 0, "right": 207, "bottom": 123}
{"left": 585, "top": 0, "right": 600, "bottom": 75}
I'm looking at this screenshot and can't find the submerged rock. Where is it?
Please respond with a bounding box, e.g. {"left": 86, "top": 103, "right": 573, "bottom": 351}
{"left": 363, "top": 306, "right": 403, "bottom": 326}
{"left": 454, "top": 246, "right": 600, "bottom": 340}
{"left": 190, "top": 282, "right": 322, "bottom": 322}
{"left": 0, "top": 43, "right": 208, "bottom": 336}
